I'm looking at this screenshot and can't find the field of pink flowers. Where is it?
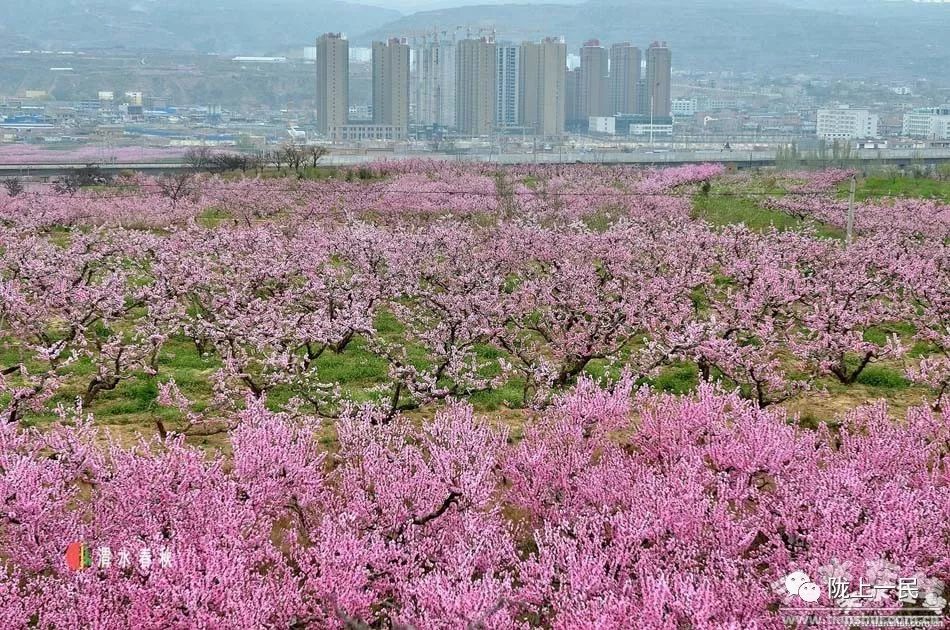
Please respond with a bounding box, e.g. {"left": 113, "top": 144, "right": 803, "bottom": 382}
{"left": 0, "top": 162, "right": 948, "bottom": 628}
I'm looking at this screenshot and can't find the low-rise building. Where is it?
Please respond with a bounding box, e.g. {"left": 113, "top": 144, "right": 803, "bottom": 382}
{"left": 617, "top": 114, "right": 673, "bottom": 137}
{"left": 588, "top": 116, "right": 615, "bottom": 134}
{"left": 816, "top": 107, "right": 879, "bottom": 140}
{"left": 902, "top": 106, "right": 950, "bottom": 140}
{"left": 589, "top": 114, "right": 673, "bottom": 137}
{"left": 671, "top": 98, "right": 696, "bottom": 117}
{"left": 329, "top": 124, "right": 406, "bottom": 142}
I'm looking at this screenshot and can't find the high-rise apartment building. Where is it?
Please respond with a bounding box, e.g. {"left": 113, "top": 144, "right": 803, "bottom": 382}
{"left": 496, "top": 43, "right": 521, "bottom": 128}
{"left": 609, "top": 43, "right": 640, "bottom": 115}
{"left": 635, "top": 78, "right": 649, "bottom": 116}
{"left": 565, "top": 68, "right": 583, "bottom": 129}
{"left": 519, "top": 37, "right": 566, "bottom": 136}
{"left": 455, "top": 37, "right": 496, "bottom": 135}
{"left": 580, "top": 39, "right": 608, "bottom": 119}
{"left": 316, "top": 32, "right": 349, "bottom": 135}
{"left": 645, "top": 41, "right": 672, "bottom": 118}
{"left": 411, "top": 30, "right": 460, "bottom": 127}
{"left": 372, "top": 38, "right": 410, "bottom": 133}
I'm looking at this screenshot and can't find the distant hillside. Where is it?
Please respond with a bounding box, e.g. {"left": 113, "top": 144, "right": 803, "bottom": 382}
{"left": 0, "top": 26, "right": 35, "bottom": 52}
{"left": 1, "top": 0, "right": 401, "bottom": 54}
{"left": 2, "top": 0, "right": 947, "bottom": 81}
{"left": 359, "top": 0, "right": 950, "bottom": 81}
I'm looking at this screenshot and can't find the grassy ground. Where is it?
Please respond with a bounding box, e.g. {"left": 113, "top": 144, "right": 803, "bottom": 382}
{"left": 692, "top": 193, "right": 803, "bottom": 231}
{"left": 692, "top": 181, "right": 843, "bottom": 239}
{"left": 850, "top": 174, "right": 950, "bottom": 201}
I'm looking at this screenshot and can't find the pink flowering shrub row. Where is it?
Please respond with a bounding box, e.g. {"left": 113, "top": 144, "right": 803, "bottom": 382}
{"left": 0, "top": 161, "right": 725, "bottom": 228}
{"left": 0, "top": 164, "right": 946, "bottom": 423}
{"left": 761, "top": 169, "right": 949, "bottom": 240}
{"left": 1, "top": 380, "right": 948, "bottom": 628}
{"left": 765, "top": 195, "right": 950, "bottom": 239}
{"left": 780, "top": 169, "right": 857, "bottom": 193}
{"left": 1, "top": 213, "right": 947, "bottom": 421}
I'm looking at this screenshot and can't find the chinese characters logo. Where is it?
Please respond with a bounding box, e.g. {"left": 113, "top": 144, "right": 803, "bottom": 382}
{"left": 779, "top": 560, "right": 947, "bottom": 626}
{"left": 64, "top": 541, "right": 173, "bottom": 572}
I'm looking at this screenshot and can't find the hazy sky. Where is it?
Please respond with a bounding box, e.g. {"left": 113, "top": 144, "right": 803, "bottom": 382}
{"left": 374, "top": 0, "right": 919, "bottom": 11}
{"left": 373, "top": 0, "right": 585, "bottom": 12}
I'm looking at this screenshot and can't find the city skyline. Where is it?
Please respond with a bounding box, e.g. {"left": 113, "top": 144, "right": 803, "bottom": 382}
{"left": 316, "top": 30, "right": 673, "bottom": 138}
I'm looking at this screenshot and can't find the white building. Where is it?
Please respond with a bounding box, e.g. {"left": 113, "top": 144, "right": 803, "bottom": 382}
{"left": 495, "top": 43, "right": 520, "bottom": 128}
{"left": 330, "top": 124, "right": 406, "bottom": 142}
{"left": 695, "top": 97, "right": 738, "bottom": 112}
{"left": 816, "top": 107, "right": 879, "bottom": 140}
{"left": 589, "top": 116, "right": 616, "bottom": 134}
{"left": 411, "top": 30, "right": 461, "bottom": 127}
{"left": 671, "top": 98, "right": 696, "bottom": 117}
{"left": 231, "top": 57, "right": 287, "bottom": 64}
{"left": 902, "top": 106, "right": 950, "bottom": 140}
{"left": 627, "top": 121, "right": 673, "bottom": 137}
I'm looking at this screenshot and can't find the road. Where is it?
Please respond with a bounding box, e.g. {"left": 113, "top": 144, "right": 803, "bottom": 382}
{"left": 2, "top": 147, "right": 949, "bottom": 178}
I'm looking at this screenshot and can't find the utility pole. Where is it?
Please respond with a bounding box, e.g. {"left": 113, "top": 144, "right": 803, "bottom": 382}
{"left": 846, "top": 174, "right": 856, "bottom": 246}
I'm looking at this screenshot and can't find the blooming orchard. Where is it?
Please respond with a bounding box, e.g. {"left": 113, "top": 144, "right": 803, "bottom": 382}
{"left": 2, "top": 383, "right": 948, "bottom": 627}
{"left": 0, "top": 162, "right": 948, "bottom": 627}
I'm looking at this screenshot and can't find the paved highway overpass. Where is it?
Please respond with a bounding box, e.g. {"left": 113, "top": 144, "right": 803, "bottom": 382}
{"left": 2, "top": 148, "right": 950, "bottom": 179}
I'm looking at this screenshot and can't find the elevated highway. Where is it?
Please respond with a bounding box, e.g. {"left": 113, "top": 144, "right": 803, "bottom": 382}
{"left": 2, "top": 148, "right": 949, "bottom": 179}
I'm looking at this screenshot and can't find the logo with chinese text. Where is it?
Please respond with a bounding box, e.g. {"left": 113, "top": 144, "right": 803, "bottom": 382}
{"left": 65, "top": 541, "right": 173, "bottom": 572}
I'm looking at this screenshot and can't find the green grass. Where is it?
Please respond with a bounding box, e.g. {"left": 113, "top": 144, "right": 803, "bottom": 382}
{"left": 692, "top": 194, "right": 803, "bottom": 231}
{"left": 849, "top": 175, "right": 950, "bottom": 202}
{"left": 583, "top": 206, "right": 628, "bottom": 232}
{"left": 468, "top": 382, "right": 525, "bottom": 410}
{"left": 855, "top": 365, "right": 910, "bottom": 389}
{"left": 863, "top": 322, "right": 916, "bottom": 346}
{"left": 647, "top": 363, "right": 700, "bottom": 395}
{"left": 196, "top": 207, "right": 232, "bottom": 228}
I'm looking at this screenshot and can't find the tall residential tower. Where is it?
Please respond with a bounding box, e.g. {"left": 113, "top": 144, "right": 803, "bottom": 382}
{"left": 579, "top": 39, "right": 608, "bottom": 119}
{"left": 645, "top": 41, "right": 672, "bottom": 117}
{"left": 609, "top": 43, "right": 640, "bottom": 115}
{"left": 520, "top": 37, "right": 566, "bottom": 136}
{"left": 411, "top": 29, "right": 461, "bottom": 128}
{"left": 372, "top": 38, "right": 410, "bottom": 134}
{"left": 455, "top": 37, "right": 496, "bottom": 135}
{"left": 565, "top": 68, "right": 582, "bottom": 129}
{"left": 495, "top": 42, "right": 521, "bottom": 128}
{"left": 315, "top": 32, "right": 349, "bottom": 135}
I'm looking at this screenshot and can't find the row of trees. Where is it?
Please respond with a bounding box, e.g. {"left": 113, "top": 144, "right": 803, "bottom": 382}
{"left": 0, "top": 163, "right": 947, "bottom": 626}
{"left": 0, "top": 161, "right": 723, "bottom": 230}
{"left": 1, "top": 380, "right": 947, "bottom": 627}
{"left": 183, "top": 144, "right": 328, "bottom": 176}
{"left": 0, "top": 216, "right": 945, "bottom": 427}
{"left": 3, "top": 145, "right": 333, "bottom": 205}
